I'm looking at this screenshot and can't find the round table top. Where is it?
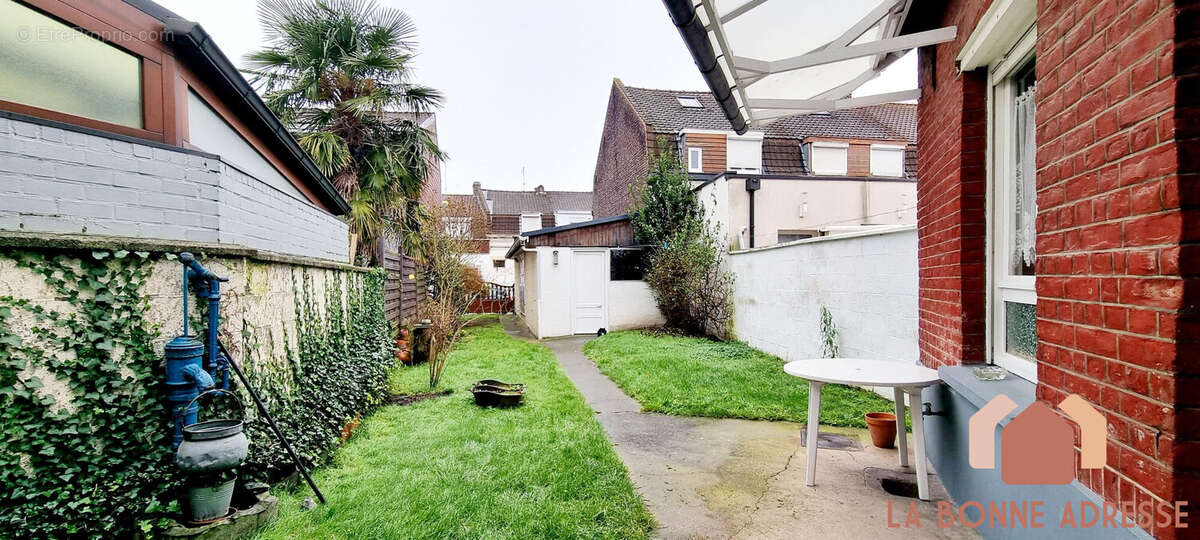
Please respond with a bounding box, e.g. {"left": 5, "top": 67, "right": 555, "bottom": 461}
{"left": 783, "top": 358, "right": 940, "bottom": 388}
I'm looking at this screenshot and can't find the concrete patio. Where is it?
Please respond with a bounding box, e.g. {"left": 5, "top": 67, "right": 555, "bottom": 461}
{"left": 501, "top": 315, "right": 977, "bottom": 539}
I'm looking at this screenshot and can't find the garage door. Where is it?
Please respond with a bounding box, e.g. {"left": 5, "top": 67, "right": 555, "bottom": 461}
{"left": 571, "top": 250, "right": 606, "bottom": 334}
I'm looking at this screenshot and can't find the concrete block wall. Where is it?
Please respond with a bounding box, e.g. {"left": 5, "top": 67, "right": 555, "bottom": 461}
{"left": 730, "top": 226, "right": 919, "bottom": 368}
{"left": 0, "top": 116, "right": 348, "bottom": 262}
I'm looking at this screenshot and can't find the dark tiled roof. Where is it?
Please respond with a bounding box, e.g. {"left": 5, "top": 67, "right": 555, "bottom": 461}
{"left": 763, "top": 137, "right": 805, "bottom": 174}
{"left": 619, "top": 83, "right": 917, "bottom": 145}
{"left": 621, "top": 85, "right": 734, "bottom": 133}
{"left": 443, "top": 193, "right": 478, "bottom": 208}
{"left": 483, "top": 189, "right": 593, "bottom": 215}
{"left": 762, "top": 103, "right": 916, "bottom": 143}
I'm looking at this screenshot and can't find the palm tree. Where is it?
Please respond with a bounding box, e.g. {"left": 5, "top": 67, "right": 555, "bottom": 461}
{"left": 244, "top": 0, "right": 444, "bottom": 262}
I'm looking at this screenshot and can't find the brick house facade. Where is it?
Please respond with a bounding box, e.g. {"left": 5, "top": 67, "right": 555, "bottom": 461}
{"left": 593, "top": 79, "right": 654, "bottom": 218}
{"left": 911, "top": 0, "right": 1198, "bottom": 535}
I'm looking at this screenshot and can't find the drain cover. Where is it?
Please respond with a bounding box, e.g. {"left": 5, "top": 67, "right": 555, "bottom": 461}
{"left": 863, "top": 467, "right": 949, "bottom": 501}
{"left": 799, "top": 431, "right": 862, "bottom": 451}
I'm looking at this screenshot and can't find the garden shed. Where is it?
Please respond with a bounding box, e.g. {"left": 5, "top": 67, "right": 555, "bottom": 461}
{"left": 506, "top": 215, "right": 664, "bottom": 338}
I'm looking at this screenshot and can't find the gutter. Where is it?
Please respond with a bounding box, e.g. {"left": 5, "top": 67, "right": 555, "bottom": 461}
{"left": 160, "top": 18, "right": 351, "bottom": 216}
{"left": 662, "top": 0, "right": 748, "bottom": 134}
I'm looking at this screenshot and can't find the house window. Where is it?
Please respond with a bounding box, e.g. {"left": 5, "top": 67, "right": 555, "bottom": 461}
{"left": 778, "top": 231, "right": 815, "bottom": 243}
{"left": 493, "top": 259, "right": 506, "bottom": 268}
{"left": 809, "top": 142, "right": 848, "bottom": 175}
{"left": 554, "top": 211, "right": 592, "bottom": 226}
{"left": 687, "top": 147, "right": 703, "bottom": 173}
{"left": 676, "top": 96, "right": 703, "bottom": 108}
{"left": 0, "top": 1, "right": 143, "bottom": 128}
{"left": 443, "top": 216, "right": 471, "bottom": 236}
{"left": 869, "top": 144, "right": 906, "bottom": 177}
{"left": 519, "top": 213, "right": 542, "bottom": 233}
{"left": 988, "top": 31, "right": 1038, "bottom": 382}
{"left": 726, "top": 134, "right": 763, "bottom": 173}
{"left": 610, "top": 249, "right": 646, "bottom": 281}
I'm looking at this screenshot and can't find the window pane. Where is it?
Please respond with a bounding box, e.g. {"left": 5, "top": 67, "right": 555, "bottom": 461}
{"left": 1009, "top": 60, "right": 1036, "bottom": 276}
{"left": 0, "top": 2, "right": 142, "bottom": 127}
{"left": 1004, "top": 301, "right": 1037, "bottom": 360}
{"left": 610, "top": 249, "right": 647, "bottom": 281}
{"left": 870, "top": 146, "right": 905, "bottom": 177}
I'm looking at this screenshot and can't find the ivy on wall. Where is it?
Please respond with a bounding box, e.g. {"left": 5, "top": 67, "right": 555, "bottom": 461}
{"left": 0, "top": 250, "right": 392, "bottom": 538}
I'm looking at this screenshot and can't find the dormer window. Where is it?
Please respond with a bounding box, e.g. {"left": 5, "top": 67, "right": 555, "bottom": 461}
{"left": 870, "top": 144, "right": 906, "bottom": 177}
{"left": 676, "top": 96, "right": 703, "bottom": 108}
{"left": 809, "top": 141, "right": 849, "bottom": 175}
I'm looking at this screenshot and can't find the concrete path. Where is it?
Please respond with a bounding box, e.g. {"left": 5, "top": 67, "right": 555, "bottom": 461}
{"left": 500, "top": 316, "right": 977, "bottom": 540}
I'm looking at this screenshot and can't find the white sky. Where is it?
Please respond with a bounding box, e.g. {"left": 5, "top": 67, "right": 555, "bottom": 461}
{"left": 156, "top": 0, "right": 915, "bottom": 195}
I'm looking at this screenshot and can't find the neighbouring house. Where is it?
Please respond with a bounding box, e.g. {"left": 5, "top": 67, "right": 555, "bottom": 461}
{"left": 665, "top": 0, "right": 1196, "bottom": 537}
{"left": 593, "top": 79, "right": 918, "bottom": 248}
{"left": 448, "top": 182, "right": 592, "bottom": 286}
{"left": 505, "top": 215, "right": 663, "bottom": 339}
{"left": 0, "top": 0, "right": 352, "bottom": 262}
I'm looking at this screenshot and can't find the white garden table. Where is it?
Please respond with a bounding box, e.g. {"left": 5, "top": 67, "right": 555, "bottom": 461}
{"left": 784, "top": 359, "right": 941, "bottom": 500}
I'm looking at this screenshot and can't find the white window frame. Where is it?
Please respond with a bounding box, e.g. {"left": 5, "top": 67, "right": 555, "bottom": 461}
{"left": 986, "top": 26, "right": 1038, "bottom": 382}
{"left": 519, "top": 213, "right": 542, "bottom": 234}
{"left": 687, "top": 147, "right": 704, "bottom": 173}
{"left": 810, "top": 141, "right": 849, "bottom": 175}
{"left": 869, "top": 144, "right": 906, "bottom": 177}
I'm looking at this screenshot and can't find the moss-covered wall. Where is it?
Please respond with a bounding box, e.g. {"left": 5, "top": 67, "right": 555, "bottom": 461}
{"left": 0, "top": 247, "right": 392, "bottom": 537}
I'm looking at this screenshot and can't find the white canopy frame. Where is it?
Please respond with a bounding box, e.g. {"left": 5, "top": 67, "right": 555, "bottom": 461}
{"left": 664, "top": 0, "right": 957, "bottom": 133}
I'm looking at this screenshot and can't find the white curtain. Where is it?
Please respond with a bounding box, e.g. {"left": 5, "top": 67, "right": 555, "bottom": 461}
{"left": 1014, "top": 86, "right": 1037, "bottom": 268}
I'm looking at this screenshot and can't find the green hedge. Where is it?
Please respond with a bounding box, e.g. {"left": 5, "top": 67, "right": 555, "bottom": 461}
{"left": 0, "top": 250, "right": 393, "bottom": 537}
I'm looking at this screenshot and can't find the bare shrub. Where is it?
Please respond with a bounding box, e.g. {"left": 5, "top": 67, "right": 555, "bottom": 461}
{"left": 417, "top": 198, "right": 488, "bottom": 387}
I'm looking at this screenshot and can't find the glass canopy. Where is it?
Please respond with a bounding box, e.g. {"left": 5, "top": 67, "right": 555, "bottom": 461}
{"left": 664, "top": 0, "right": 956, "bottom": 132}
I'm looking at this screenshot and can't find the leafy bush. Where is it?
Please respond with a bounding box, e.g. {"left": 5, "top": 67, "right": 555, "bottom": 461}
{"left": 631, "top": 145, "right": 734, "bottom": 339}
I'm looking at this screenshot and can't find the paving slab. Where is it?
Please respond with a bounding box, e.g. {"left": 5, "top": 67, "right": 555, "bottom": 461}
{"left": 500, "top": 316, "right": 978, "bottom": 540}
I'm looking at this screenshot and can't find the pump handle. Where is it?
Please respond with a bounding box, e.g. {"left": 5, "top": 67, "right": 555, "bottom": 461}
{"left": 179, "top": 252, "right": 229, "bottom": 282}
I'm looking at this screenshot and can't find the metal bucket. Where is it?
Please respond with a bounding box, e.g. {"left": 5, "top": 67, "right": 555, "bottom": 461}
{"left": 176, "top": 390, "right": 248, "bottom": 474}
{"left": 183, "top": 475, "right": 236, "bottom": 525}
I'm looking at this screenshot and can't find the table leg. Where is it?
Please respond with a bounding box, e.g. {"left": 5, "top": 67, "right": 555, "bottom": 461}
{"left": 805, "top": 381, "right": 823, "bottom": 487}
{"left": 906, "top": 387, "right": 929, "bottom": 500}
{"left": 893, "top": 387, "right": 908, "bottom": 468}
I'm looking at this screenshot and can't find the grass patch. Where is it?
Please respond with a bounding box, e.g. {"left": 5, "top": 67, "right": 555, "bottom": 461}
{"left": 260, "top": 323, "right": 654, "bottom": 539}
{"left": 582, "top": 330, "right": 894, "bottom": 427}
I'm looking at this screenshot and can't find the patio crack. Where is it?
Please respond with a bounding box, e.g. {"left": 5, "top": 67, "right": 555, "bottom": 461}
{"left": 727, "top": 439, "right": 801, "bottom": 539}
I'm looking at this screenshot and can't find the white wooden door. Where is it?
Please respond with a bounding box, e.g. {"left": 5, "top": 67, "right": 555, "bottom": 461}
{"left": 571, "top": 250, "right": 607, "bottom": 334}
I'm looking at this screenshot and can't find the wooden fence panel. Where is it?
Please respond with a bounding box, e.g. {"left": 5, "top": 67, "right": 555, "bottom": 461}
{"left": 379, "top": 237, "right": 423, "bottom": 327}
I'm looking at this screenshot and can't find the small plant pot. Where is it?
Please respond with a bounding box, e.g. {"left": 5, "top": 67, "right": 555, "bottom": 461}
{"left": 865, "top": 412, "right": 897, "bottom": 449}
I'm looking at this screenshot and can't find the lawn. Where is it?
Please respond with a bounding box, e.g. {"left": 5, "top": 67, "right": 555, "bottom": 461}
{"left": 582, "top": 330, "right": 894, "bottom": 427}
{"left": 259, "top": 322, "right": 654, "bottom": 539}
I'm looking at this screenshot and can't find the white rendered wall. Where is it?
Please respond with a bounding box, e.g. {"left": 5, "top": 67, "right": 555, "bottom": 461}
{"left": 608, "top": 280, "right": 664, "bottom": 330}
{"left": 186, "top": 90, "right": 304, "bottom": 201}
{"left": 534, "top": 246, "right": 573, "bottom": 338}
{"left": 730, "top": 226, "right": 918, "bottom": 376}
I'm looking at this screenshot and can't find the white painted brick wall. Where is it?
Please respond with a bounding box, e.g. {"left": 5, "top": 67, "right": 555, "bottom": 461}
{"left": 0, "top": 116, "right": 349, "bottom": 262}
{"left": 730, "top": 226, "right": 919, "bottom": 371}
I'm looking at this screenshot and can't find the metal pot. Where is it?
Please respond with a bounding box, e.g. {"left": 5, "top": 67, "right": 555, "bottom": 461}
{"left": 183, "top": 475, "right": 236, "bottom": 524}
{"left": 176, "top": 390, "right": 248, "bottom": 474}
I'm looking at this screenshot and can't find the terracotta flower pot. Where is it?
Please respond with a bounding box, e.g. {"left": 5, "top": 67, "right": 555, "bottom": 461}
{"left": 396, "top": 339, "right": 409, "bottom": 350}
{"left": 399, "top": 328, "right": 410, "bottom": 340}
{"left": 864, "top": 412, "right": 897, "bottom": 449}
{"left": 397, "top": 350, "right": 412, "bottom": 364}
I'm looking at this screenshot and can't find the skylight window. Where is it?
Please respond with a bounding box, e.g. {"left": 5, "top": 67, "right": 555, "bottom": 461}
{"left": 676, "top": 96, "right": 703, "bottom": 108}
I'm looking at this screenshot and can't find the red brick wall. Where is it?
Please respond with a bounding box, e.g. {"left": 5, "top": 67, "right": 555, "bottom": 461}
{"left": 920, "top": 0, "right": 1198, "bottom": 535}
{"left": 916, "top": 0, "right": 990, "bottom": 370}
{"left": 1035, "top": 0, "right": 1196, "bottom": 531}
{"left": 592, "top": 81, "right": 650, "bottom": 218}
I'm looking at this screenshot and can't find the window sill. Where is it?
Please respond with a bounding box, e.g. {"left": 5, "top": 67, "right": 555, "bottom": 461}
{"left": 937, "top": 365, "right": 1036, "bottom": 428}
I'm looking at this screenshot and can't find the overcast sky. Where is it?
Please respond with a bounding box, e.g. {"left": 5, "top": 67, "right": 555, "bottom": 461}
{"left": 156, "top": 0, "right": 915, "bottom": 195}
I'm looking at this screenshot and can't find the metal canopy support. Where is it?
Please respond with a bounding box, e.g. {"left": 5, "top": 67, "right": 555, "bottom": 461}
{"left": 665, "top": 0, "right": 958, "bottom": 133}
{"left": 732, "top": 26, "right": 957, "bottom": 76}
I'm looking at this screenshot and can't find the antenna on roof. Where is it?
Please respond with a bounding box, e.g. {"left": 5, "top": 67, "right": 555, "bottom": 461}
{"left": 521, "top": 165, "right": 526, "bottom": 191}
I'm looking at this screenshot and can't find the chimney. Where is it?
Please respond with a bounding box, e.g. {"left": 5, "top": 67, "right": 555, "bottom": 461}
{"left": 534, "top": 185, "right": 545, "bottom": 194}
{"left": 472, "top": 181, "right": 481, "bottom": 190}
